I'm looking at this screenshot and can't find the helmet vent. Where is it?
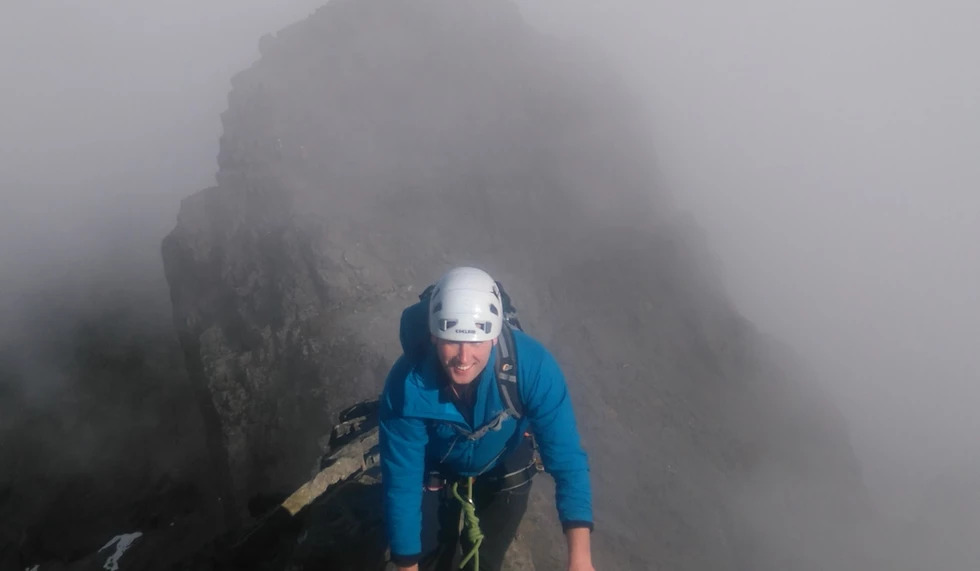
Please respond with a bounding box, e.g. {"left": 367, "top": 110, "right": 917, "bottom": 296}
{"left": 428, "top": 267, "right": 503, "bottom": 342}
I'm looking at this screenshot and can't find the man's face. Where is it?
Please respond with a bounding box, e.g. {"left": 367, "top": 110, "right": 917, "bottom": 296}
{"left": 432, "top": 336, "right": 496, "bottom": 385}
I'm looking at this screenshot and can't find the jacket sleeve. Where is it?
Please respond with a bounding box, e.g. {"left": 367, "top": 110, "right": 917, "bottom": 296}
{"left": 521, "top": 346, "right": 594, "bottom": 530}
{"left": 379, "top": 357, "right": 430, "bottom": 563}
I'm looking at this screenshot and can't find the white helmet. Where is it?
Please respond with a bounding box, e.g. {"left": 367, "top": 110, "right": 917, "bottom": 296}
{"left": 428, "top": 267, "right": 503, "bottom": 342}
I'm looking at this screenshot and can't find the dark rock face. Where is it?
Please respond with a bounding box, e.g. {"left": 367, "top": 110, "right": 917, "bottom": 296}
{"left": 162, "top": 0, "right": 875, "bottom": 568}
{"left": 0, "top": 280, "right": 218, "bottom": 571}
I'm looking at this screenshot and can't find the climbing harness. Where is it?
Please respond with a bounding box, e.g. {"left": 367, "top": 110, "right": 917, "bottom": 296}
{"left": 452, "top": 477, "right": 484, "bottom": 570}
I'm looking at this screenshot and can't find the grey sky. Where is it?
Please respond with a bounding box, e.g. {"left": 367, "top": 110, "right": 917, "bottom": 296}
{"left": 0, "top": 1, "right": 323, "bottom": 286}
{"left": 2, "top": 0, "right": 978, "bottom": 522}
{"left": 1, "top": 1, "right": 321, "bottom": 189}
{"left": 519, "top": 0, "right": 980, "bottom": 516}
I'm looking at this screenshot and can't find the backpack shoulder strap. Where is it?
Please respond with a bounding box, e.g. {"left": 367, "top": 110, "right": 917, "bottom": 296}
{"left": 419, "top": 283, "right": 436, "bottom": 302}
{"left": 494, "top": 323, "right": 524, "bottom": 419}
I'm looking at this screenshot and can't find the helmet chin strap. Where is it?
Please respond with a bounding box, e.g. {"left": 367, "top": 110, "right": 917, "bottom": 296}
{"left": 450, "top": 381, "right": 472, "bottom": 400}
{"left": 446, "top": 369, "right": 482, "bottom": 406}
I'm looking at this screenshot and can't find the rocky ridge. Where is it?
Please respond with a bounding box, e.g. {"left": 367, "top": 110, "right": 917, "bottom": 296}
{"left": 152, "top": 0, "right": 879, "bottom": 569}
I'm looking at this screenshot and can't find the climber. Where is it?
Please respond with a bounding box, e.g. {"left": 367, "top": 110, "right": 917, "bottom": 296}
{"left": 379, "top": 267, "right": 595, "bottom": 571}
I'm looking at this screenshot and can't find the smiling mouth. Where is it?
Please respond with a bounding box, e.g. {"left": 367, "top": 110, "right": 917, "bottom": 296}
{"left": 451, "top": 363, "right": 474, "bottom": 373}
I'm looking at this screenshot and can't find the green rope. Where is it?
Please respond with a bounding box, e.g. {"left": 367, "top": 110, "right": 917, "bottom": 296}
{"left": 451, "top": 477, "right": 483, "bottom": 570}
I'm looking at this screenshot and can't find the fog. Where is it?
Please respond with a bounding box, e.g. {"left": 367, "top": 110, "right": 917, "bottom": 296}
{"left": 2, "top": 0, "right": 978, "bottom": 554}
{"left": 515, "top": 0, "right": 980, "bottom": 520}
{"left": 0, "top": 1, "right": 324, "bottom": 292}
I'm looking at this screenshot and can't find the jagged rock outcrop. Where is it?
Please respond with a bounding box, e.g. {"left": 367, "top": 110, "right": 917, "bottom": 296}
{"left": 162, "top": 0, "right": 876, "bottom": 568}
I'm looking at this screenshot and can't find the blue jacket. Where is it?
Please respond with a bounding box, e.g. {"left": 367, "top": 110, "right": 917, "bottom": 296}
{"left": 380, "top": 303, "right": 593, "bottom": 560}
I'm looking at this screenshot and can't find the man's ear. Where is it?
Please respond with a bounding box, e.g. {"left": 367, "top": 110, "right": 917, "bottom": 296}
{"left": 492, "top": 337, "right": 498, "bottom": 346}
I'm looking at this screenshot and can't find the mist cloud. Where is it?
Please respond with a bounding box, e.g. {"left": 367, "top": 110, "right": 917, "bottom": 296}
{"left": 519, "top": 0, "right": 980, "bottom": 520}
{"left": 3, "top": 0, "right": 978, "bottom": 562}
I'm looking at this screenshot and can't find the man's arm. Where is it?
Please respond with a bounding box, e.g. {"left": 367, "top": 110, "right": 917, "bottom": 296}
{"left": 522, "top": 351, "right": 593, "bottom": 524}
{"left": 517, "top": 336, "right": 595, "bottom": 568}
{"left": 379, "top": 357, "right": 429, "bottom": 567}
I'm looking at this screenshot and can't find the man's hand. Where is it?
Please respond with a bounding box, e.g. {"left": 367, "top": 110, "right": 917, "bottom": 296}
{"left": 566, "top": 526, "right": 595, "bottom": 571}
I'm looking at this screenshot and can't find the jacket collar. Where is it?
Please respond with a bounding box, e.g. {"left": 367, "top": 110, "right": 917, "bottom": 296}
{"left": 402, "top": 344, "right": 502, "bottom": 427}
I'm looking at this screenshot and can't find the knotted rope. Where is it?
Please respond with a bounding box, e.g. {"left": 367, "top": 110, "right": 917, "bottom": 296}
{"left": 451, "top": 477, "right": 483, "bottom": 570}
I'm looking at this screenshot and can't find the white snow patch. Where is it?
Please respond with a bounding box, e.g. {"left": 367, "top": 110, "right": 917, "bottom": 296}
{"left": 25, "top": 566, "right": 40, "bottom": 571}
{"left": 98, "top": 532, "right": 143, "bottom": 571}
